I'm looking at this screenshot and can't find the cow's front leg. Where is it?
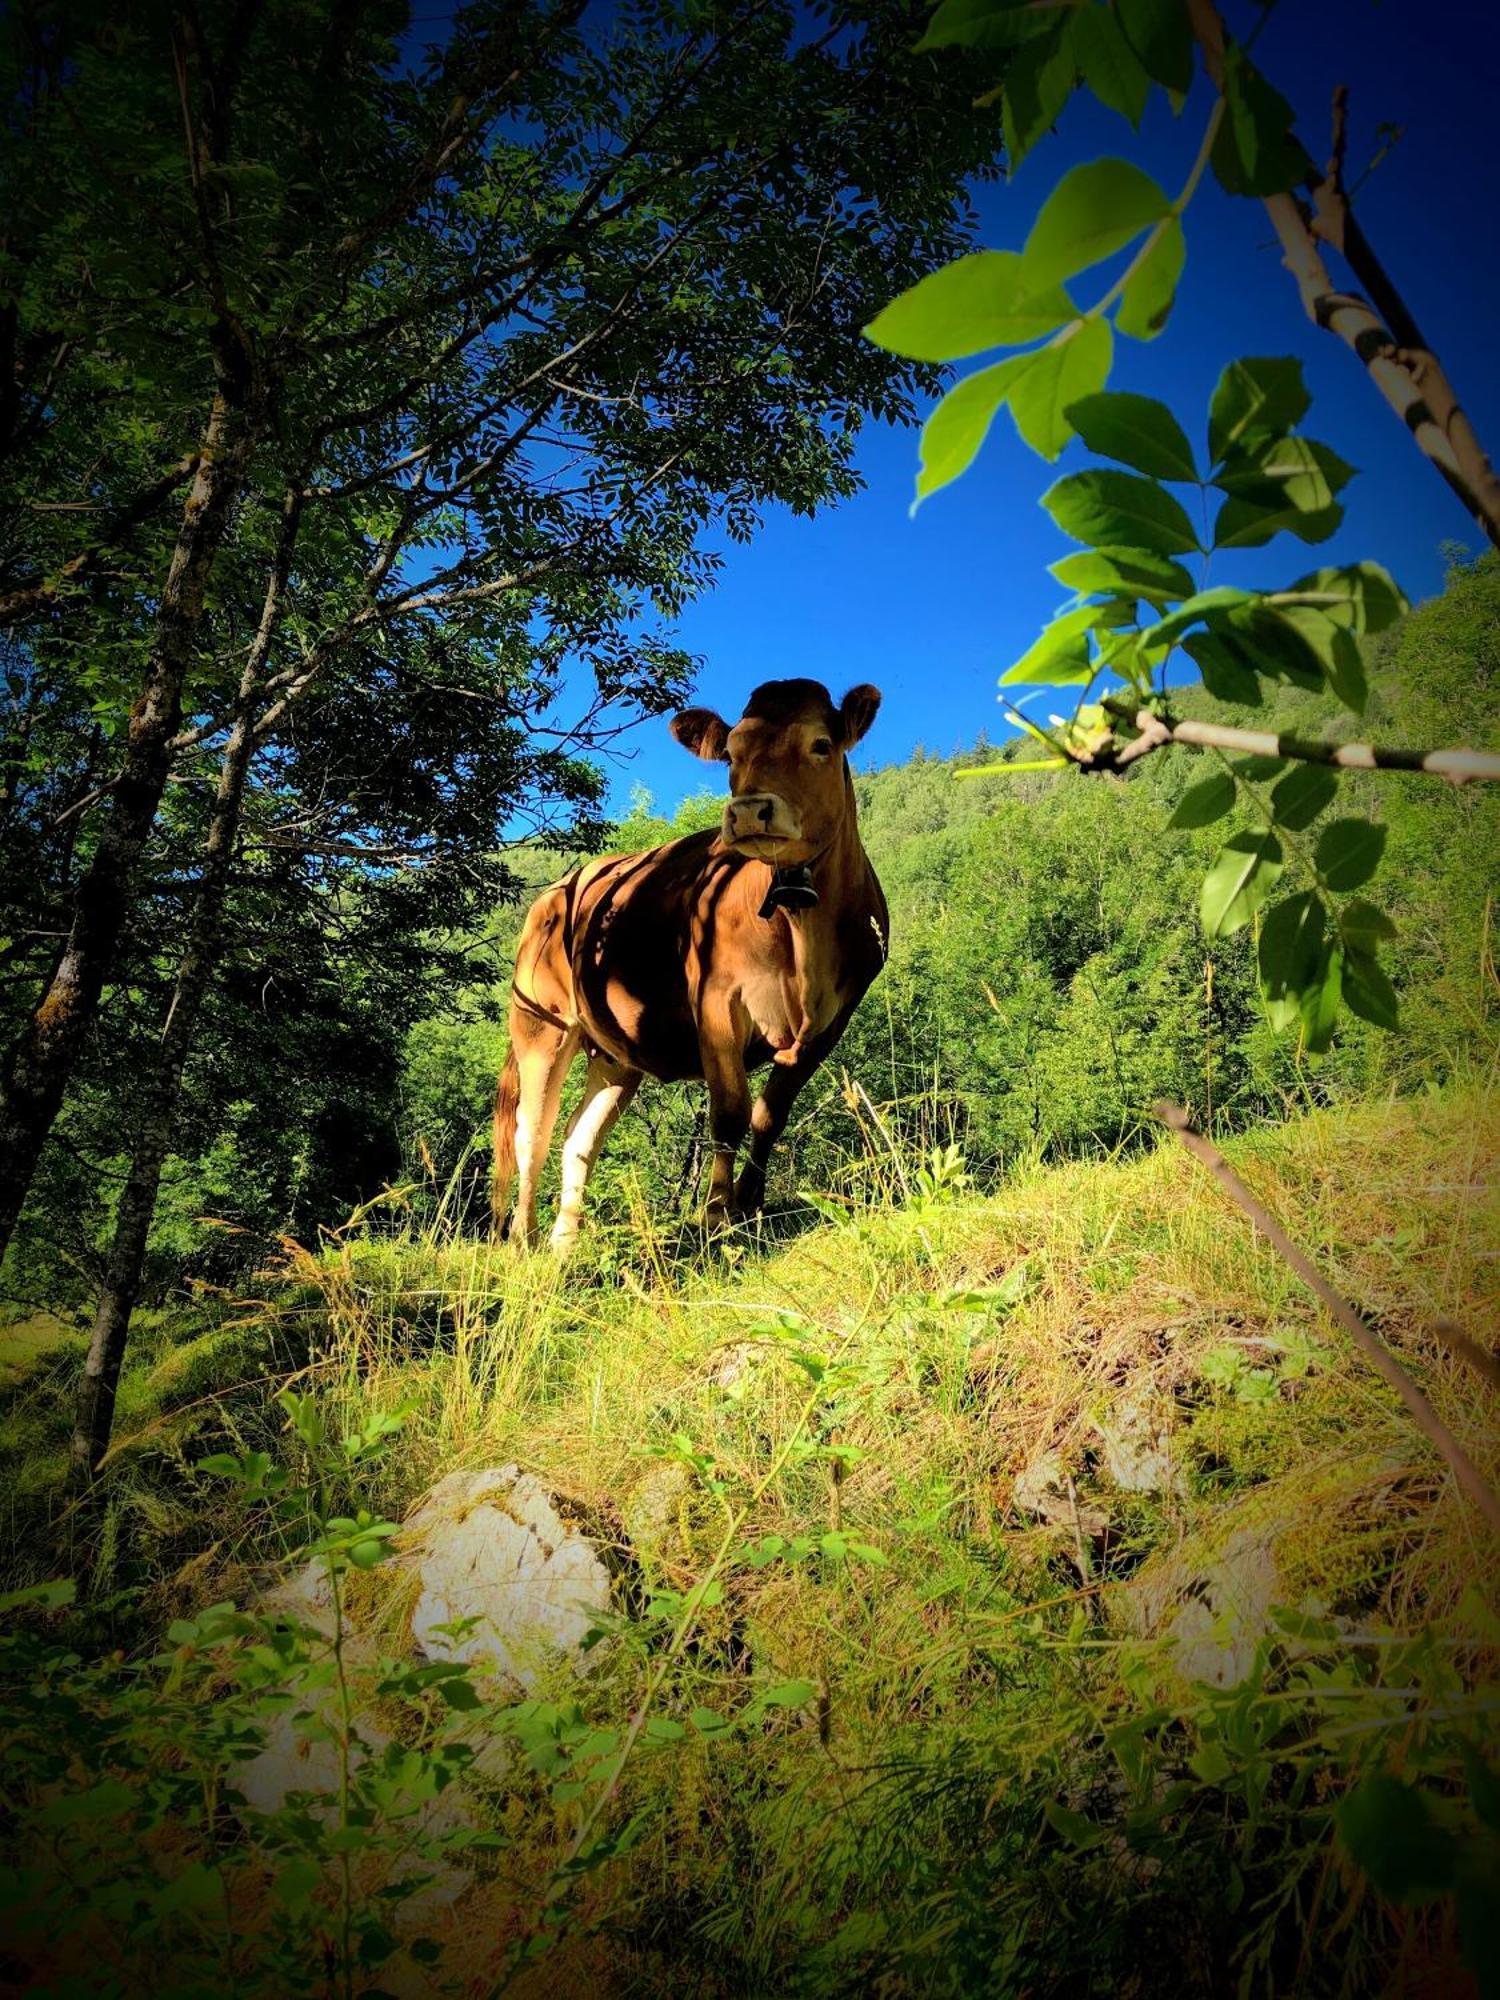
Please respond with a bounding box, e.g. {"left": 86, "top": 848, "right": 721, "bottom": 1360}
{"left": 735, "top": 1015, "right": 849, "bottom": 1218}
{"left": 700, "top": 1003, "right": 752, "bottom": 1228}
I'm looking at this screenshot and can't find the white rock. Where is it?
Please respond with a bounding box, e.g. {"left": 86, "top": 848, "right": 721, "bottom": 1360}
{"left": 1012, "top": 1450, "right": 1108, "bottom": 1535}
{"left": 404, "top": 1464, "right": 612, "bottom": 1690}
{"left": 236, "top": 1705, "right": 387, "bottom": 1818}
{"left": 1128, "top": 1524, "right": 1281, "bottom": 1688}
{"left": 1094, "top": 1395, "right": 1187, "bottom": 1497}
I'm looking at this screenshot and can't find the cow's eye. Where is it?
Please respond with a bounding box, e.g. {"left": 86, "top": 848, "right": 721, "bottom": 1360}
{"left": 811, "top": 737, "right": 833, "bottom": 757}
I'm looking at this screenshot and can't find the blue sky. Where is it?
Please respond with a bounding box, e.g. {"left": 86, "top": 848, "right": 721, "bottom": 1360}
{"left": 601, "top": 0, "right": 1500, "bottom": 815}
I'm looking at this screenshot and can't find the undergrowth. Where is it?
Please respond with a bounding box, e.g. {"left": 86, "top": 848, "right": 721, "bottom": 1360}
{"left": 2, "top": 1086, "right": 1497, "bottom": 1997}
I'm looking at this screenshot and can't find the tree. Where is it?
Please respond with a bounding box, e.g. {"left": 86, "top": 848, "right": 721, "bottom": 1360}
{"left": 1, "top": 0, "right": 1011, "bottom": 1468}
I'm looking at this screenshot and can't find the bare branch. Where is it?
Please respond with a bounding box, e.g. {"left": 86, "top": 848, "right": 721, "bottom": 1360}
{"left": 1093, "top": 706, "right": 1500, "bottom": 785}
{"left": 1154, "top": 1103, "right": 1500, "bottom": 1535}
{"left": 1186, "top": 0, "right": 1500, "bottom": 551}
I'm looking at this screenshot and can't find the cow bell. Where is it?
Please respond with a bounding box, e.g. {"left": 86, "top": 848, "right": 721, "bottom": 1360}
{"left": 758, "top": 863, "right": 818, "bottom": 920}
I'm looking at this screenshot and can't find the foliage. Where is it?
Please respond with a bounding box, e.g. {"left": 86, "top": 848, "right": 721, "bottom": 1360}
{"left": 864, "top": 0, "right": 1497, "bottom": 1056}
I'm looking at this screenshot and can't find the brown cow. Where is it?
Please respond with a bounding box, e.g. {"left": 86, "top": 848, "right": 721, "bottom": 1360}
{"left": 492, "top": 678, "right": 888, "bottom": 1251}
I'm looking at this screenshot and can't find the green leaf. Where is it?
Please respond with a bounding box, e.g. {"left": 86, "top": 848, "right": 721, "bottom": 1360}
{"left": 1115, "top": 0, "right": 1195, "bottom": 92}
{"left": 757, "top": 1678, "right": 817, "bottom": 1709}
{"left": 195, "top": 1453, "right": 246, "bottom": 1478}
{"left": 38, "top": 1780, "right": 137, "bottom": 1827}
{"left": 863, "top": 250, "right": 1074, "bottom": 362}
{"left": 1213, "top": 490, "right": 1342, "bottom": 551}
{"left": 1141, "top": 586, "right": 1257, "bottom": 648}
{"left": 1049, "top": 544, "right": 1195, "bottom": 601}
{"left": 690, "top": 1705, "right": 732, "bottom": 1736}
{"left": 438, "top": 1676, "right": 482, "bottom": 1711}
{"left": 1223, "top": 605, "right": 1324, "bottom": 690}
{"left": 1115, "top": 214, "right": 1185, "bottom": 341}
{"left": 1316, "top": 817, "right": 1386, "bottom": 892}
{"left": 272, "top": 1856, "right": 324, "bottom": 1915}
{"left": 1001, "top": 605, "right": 1100, "bottom": 685}
{"left": 1338, "top": 1775, "right": 1457, "bottom": 1903}
{"left": 1008, "top": 318, "right": 1114, "bottom": 460}
{"left": 1184, "top": 629, "right": 1263, "bottom": 706}
{"left": 1216, "top": 434, "right": 1355, "bottom": 501}
{"left": 643, "top": 1716, "right": 686, "bottom": 1744}
{"left": 1275, "top": 562, "right": 1408, "bottom": 634}
{"left": 1201, "top": 830, "right": 1283, "bottom": 938}
{"left": 1299, "top": 941, "right": 1344, "bottom": 1053}
{"left": 914, "top": 355, "right": 1029, "bottom": 506}
{"left": 1258, "top": 891, "right": 1325, "bottom": 1030}
{"left": 1002, "top": 22, "right": 1078, "bottom": 169}
{"left": 1022, "top": 159, "right": 1173, "bottom": 291}
{"left": 1069, "top": 5, "right": 1150, "bottom": 125}
{"left": 0, "top": 1577, "right": 75, "bottom": 1613}
{"left": 1342, "top": 946, "right": 1399, "bottom": 1030}
{"left": 1339, "top": 899, "right": 1396, "bottom": 948}
{"left": 1064, "top": 389, "right": 1197, "bottom": 479}
{"left": 1456, "top": 1854, "right": 1500, "bottom": 2000}
{"left": 1042, "top": 467, "right": 1200, "bottom": 554}
{"left": 1213, "top": 437, "right": 1354, "bottom": 551}
{"left": 1212, "top": 40, "right": 1312, "bottom": 196}
{"left": 917, "top": 0, "right": 1060, "bottom": 50}
{"left": 1188, "top": 1740, "right": 1235, "bottom": 1785}
{"left": 1043, "top": 1799, "right": 1106, "bottom": 1850}
{"left": 1266, "top": 607, "right": 1368, "bottom": 711}
{"left": 1462, "top": 1745, "right": 1500, "bottom": 1834}
{"left": 1269, "top": 763, "right": 1338, "bottom": 831}
{"left": 1208, "top": 357, "right": 1310, "bottom": 464}
{"left": 1168, "top": 772, "right": 1236, "bottom": 829}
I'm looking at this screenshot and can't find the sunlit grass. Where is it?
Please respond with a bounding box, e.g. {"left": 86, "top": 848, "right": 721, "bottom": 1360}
{"left": 3, "top": 1080, "right": 1496, "bottom": 1994}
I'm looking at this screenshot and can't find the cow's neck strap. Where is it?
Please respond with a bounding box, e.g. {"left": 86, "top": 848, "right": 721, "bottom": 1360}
{"left": 757, "top": 862, "right": 818, "bottom": 920}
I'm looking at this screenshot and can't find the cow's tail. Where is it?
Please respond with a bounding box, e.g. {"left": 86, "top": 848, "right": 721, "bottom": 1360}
{"left": 491, "top": 1048, "right": 521, "bottom": 1239}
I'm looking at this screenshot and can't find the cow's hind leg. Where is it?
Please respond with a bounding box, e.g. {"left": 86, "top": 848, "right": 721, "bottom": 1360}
{"left": 550, "top": 1050, "right": 640, "bottom": 1255}
{"left": 505, "top": 1009, "right": 581, "bottom": 1248}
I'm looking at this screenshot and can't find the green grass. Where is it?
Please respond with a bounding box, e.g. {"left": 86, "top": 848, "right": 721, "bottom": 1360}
{"left": 3, "top": 1086, "right": 1498, "bottom": 1996}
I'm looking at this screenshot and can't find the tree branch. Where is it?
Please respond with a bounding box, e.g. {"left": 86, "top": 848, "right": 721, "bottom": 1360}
{"left": 1185, "top": 0, "right": 1500, "bottom": 551}
{"left": 0, "top": 455, "right": 202, "bottom": 626}
{"left": 1092, "top": 705, "right": 1500, "bottom": 784}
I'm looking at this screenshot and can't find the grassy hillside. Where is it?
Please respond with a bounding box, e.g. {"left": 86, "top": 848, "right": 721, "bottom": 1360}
{"left": 3, "top": 1086, "right": 1496, "bottom": 1996}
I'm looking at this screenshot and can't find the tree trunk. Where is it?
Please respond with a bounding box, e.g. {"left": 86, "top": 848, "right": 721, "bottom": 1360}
{"left": 69, "top": 694, "right": 260, "bottom": 1478}
{"left": 0, "top": 389, "right": 254, "bottom": 1263}
{"left": 70, "top": 489, "right": 299, "bottom": 1480}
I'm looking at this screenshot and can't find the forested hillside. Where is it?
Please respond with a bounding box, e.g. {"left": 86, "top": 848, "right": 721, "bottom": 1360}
{"left": 399, "top": 553, "right": 1499, "bottom": 1230}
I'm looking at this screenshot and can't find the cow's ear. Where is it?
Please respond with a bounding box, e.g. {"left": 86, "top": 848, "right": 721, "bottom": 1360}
{"left": 670, "top": 707, "right": 731, "bottom": 761}
{"left": 838, "top": 684, "right": 881, "bottom": 748}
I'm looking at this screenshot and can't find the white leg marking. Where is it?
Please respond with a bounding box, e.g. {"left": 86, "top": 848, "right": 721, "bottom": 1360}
{"left": 512, "top": 1029, "right": 579, "bottom": 1246}
{"left": 550, "top": 1061, "right": 638, "bottom": 1253}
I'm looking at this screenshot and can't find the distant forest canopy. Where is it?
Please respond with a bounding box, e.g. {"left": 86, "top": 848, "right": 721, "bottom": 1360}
{"left": 7, "top": 553, "right": 1495, "bottom": 1323}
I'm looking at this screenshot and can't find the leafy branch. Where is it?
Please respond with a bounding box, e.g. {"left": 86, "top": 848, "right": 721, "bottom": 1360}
{"left": 866, "top": 0, "right": 1500, "bottom": 1055}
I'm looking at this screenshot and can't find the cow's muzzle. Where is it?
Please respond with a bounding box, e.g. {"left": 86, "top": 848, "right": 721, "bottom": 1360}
{"left": 723, "top": 792, "right": 802, "bottom": 851}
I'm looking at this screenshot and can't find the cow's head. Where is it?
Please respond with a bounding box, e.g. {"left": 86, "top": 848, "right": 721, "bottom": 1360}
{"left": 670, "top": 678, "right": 881, "bottom": 863}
